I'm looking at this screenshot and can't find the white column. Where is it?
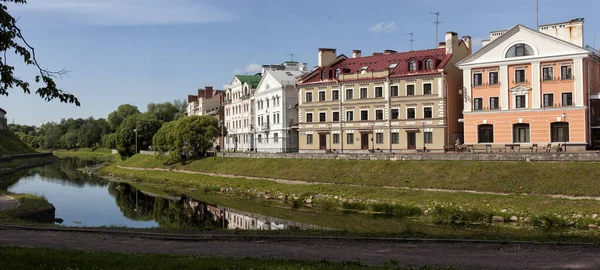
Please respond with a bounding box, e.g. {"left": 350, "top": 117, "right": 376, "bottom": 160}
{"left": 500, "top": 65, "right": 509, "bottom": 111}
{"left": 383, "top": 80, "right": 390, "bottom": 100}
{"left": 575, "top": 57, "right": 585, "bottom": 107}
{"left": 438, "top": 77, "right": 443, "bottom": 98}
{"left": 532, "top": 62, "right": 541, "bottom": 109}
{"left": 463, "top": 69, "right": 472, "bottom": 112}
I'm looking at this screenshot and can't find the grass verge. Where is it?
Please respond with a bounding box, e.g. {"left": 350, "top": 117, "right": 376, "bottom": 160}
{"left": 53, "top": 148, "right": 117, "bottom": 161}
{"left": 0, "top": 130, "right": 36, "bottom": 155}
{"left": 0, "top": 191, "right": 53, "bottom": 222}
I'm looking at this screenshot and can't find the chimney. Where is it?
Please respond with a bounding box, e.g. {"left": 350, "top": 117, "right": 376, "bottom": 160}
{"left": 197, "top": 89, "right": 205, "bottom": 98}
{"left": 187, "top": 95, "right": 197, "bottom": 103}
{"left": 205, "top": 86, "right": 214, "bottom": 98}
{"left": 352, "top": 49, "right": 362, "bottom": 58}
{"left": 462, "top": 36, "right": 472, "bottom": 54}
{"left": 318, "top": 48, "right": 337, "bottom": 67}
{"left": 384, "top": 49, "right": 397, "bottom": 55}
{"left": 445, "top": 31, "right": 458, "bottom": 54}
{"left": 438, "top": 42, "right": 446, "bottom": 49}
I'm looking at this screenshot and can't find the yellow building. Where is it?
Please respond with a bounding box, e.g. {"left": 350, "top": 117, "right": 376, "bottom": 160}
{"left": 297, "top": 32, "right": 471, "bottom": 153}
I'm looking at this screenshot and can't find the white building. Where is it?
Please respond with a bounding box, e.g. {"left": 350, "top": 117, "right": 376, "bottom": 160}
{"left": 224, "top": 75, "right": 262, "bottom": 151}
{"left": 186, "top": 86, "right": 223, "bottom": 117}
{"left": 254, "top": 62, "right": 307, "bottom": 152}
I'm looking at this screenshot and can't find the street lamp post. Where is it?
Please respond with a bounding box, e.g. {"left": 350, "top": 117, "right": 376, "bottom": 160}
{"left": 370, "top": 122, "right": 375, "bottom": 153}
{"left": 133, "top": 129, "right": 138, "bottom": 154}
{"left": 562, "top": 113, "right": 568, "bottom": 152}
{"left": 420, "top": 120, "right": 427, "bottom": 152}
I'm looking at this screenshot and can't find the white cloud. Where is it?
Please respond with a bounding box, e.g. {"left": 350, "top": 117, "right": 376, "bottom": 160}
{"left": 13, "top": 0, "right": 233, "bottom": 25}
{"left": 234, "top": 63, "right": 262, "bottom": 75}
{"left": 368, "top": 22, "right": 398, "bottom": 33}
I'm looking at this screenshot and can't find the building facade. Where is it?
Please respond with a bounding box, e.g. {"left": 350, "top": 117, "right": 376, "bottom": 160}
{"left": 224, "top": 75, "right": 262, "bottom": 151}
{"left": 186, "top": 86, "right": 225, "bottom": 146}
{"left": 0, "top": 107, "right": 6, "bottom": 130}
{"left": 253, "top": 62, "right": 307, "bottom": 153}
{"left": 457, "top": 19, "right": 600, "bottom": 150}
{"left": 296, "top": 32, "right": 471, "bottom": 153}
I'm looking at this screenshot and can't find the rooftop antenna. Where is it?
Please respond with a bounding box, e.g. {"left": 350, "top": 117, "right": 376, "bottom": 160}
{"left": 431, "top": 12, "right": 441, "bottom": 46}
{"left": 286, "top": 53, "right": 294, "bottom": 62}
{"left": 536, "top": 0, "right": 539, "bottom": 30}
{"left": 407, "top": 32, "right": 414, "bottom": 50}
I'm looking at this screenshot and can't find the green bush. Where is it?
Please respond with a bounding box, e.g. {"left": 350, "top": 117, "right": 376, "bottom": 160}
{"left": 432, "top": 207, "right": 492, "bottom": 225}
{"left": 318, "top": 200, "right": 338, "bottom": 212}
{"left": 342, "top": 201, "right": 368, "bottom": 210}
{"left": 291, "top": 199, "right": 302, "bottom": 209}
{"left": 530, "top": 215, "right": 571, "bottom": 228}
{"left": 371, "top": 203, "right": 421, "bottom": 218}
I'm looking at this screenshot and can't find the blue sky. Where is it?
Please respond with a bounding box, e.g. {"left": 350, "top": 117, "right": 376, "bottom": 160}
{"left": 1, "top": 0, "right": 598, "bottom": 125}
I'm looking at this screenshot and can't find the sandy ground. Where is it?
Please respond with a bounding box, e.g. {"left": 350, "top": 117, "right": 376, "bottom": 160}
{"left": 1, "top": 228, "right": 600, "bottom": 269}
{"left": 0, "top": 195, "right": 19, "bottom": 211}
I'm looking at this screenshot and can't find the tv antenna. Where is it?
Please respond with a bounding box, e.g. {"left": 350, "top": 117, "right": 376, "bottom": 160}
{"left": 286, "top": 53, "right": 295, "bottom": 62}
{"left": 431, "top": 12, "right": 441, "bottom": 46}
{"left": 407, "top": 32, "right": 414, "bottom": 50}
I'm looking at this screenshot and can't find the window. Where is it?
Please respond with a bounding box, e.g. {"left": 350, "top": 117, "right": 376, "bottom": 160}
{"left": 319, "top": 91, "right": 326, "bottom": 101}
{"left": 319, "top": 112, "right": 326, "bottom": 122}
{"left": 490, "top": 97, "right": 499, "bottom": 110}
{"left": 347, "top": 133, "right": 354, "bottom": 144}
{"left": 361, "top": 110, "right": 368, "bottom": 121}
{"left": 391, "top": 109, "right": 399, "bottom": 119}
{"left": 375, "top": 87, "right": 383, "bottom": 97}
{"left": 407, "top": 108, "right": 415, "bottom": 119}
{"left": 515, "top": 69, "right": 526, "bottom": 83}
{"left": 424, "top": 132, "right": 433, "bottom": 144}
{"left": 423, "top": 83, "right": 432, "bottom": 95}
{"left": 473, "top": 73, "right": 483, "bottom": 86}
{"left": 391, "top": 133, "right": 399, "bottom": 144}
{"left": 345, "top": 89, "right": 353, "bottom": 100}
{"left": 307, "top": 134, "right": 313, "bottom": 144}
{"left": 375, "top": 109, "right": 383, "bottom": 120}
{"left": 333, "top": 112, "right": 340, "bottom": 122}
{"left": 360, "top": 88, "right": 368, "bottom": 99}
{"left": 266, "top": 99, "right": 270, "bottom": 108}
{"left": 425, "top": 59, "right": 434, "bottom": 70}
{"left": 305, "top": 92, "right": 313, "bottom": 102}
{"left": 321, "top": 70, "right": 326, "bottom": 79}
{"left": 474, "top": 98, "right": 483, "bottom": 111}
{"left": 489, "top": 71, "right": 498, "bottom": 85}
{"left": 562, "top": 93, "right": 573, "bottom": 106}
{"left": 333, "top": 134, "right": 340, "bottom": 144}
{"left": 391, "top": 86, "right": 399, "bottom": 96}
{"left": 551, "top": 122, "right": 569, "bottom": 142}
{"left": 334, "top": 68, "right": 340, "bottom": 78}
{"left": 376, "top": 133, "right": 384, "bottom": 144}
{"left": 388, "top": 63, "right": 398, "bottom": 69}
{"left": 257, "top": 134, "right": 262, "bottom": 143}
{"left": 542, "top": 66, "right": 553, "bottom": 81}
{"left": 513, "top": 124, "right": 530, "bottom": 143}
{"left": 306, "top": 113, "right": 313, "bottom": 123}
{"left": 543, "top": 93, "right": 554, "bottom": 107}
{"left": 274, "top": 133, "right": 278, "bottom": 143}
{"left": 407, "top": 85, "right": 415, "bottom": 96}
{"left": 424, "top": 107, "right": 432, "bottom": 118}
{"left": 474, "top": 124, "right": 494, "bottom": 144}
{"left": 332, "top": 90, "right": 339, "bottom": 101}
{"left": 515, "top": 95, "right": 526, "bottom": 108}
{"left": 505, "top": 43, "right": 534, "bottom": 58}
{"left": 561, "top": 65, "right": 572, "bottom": 80}
{"left": 408, "top": 61, "right": 417, "bottom": 71}
{"left": 346, "top": 111, "right": 354, "bottom": 121}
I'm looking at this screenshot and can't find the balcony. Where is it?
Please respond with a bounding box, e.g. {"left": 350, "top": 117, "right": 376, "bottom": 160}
{"left": 512, "top": 80, "right": 530, "bottom": 85}
{"left": 260, "top": 123, "right": 270, "bottom": 131}
{"left": 472, "top": 82, "right": 501, "bottom": 88}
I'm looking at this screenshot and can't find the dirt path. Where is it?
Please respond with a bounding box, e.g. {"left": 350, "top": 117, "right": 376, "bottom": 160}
{"left": 1, "top": 227, "right": 600, "bottom": 269}
{"left": 0, "top": 195, "right": 19, "bottom": 211}
{"left": 116, "top": 166, "right": 600, "bottom": 201}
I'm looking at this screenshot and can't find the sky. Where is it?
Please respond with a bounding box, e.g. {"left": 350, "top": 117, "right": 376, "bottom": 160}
{"left": 1, "top": 0, "right": 599, "bottom": 126}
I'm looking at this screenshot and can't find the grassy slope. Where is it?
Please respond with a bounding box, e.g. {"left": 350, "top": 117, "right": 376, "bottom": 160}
{"left": 119, "top": 155, "right": 600, "bottom": 197}
{"left": 0, "top": 192, "right": 53, "bottom": 222}
{"left": 0, "top": 130, "right": 35, "bottom": 155}
{"left": 0, "top": 247, "right": 387, "bottom": 270}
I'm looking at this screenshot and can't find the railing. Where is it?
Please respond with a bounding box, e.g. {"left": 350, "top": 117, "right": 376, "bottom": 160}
{"left": 472, "top": 82, "right": 501, "bottom": 88}
{"left": 473, "top": 106, "right": 501, "bottom": 111}
{"left": 541, "top": 77, "right": 574, "bottom": 83}
{"left": 261, "top": 123, "right": 270, "bottom": 131}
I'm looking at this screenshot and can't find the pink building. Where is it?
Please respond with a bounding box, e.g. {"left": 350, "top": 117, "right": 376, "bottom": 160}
{"left": 457, "top": 19, "right": 600, "bottom": 151}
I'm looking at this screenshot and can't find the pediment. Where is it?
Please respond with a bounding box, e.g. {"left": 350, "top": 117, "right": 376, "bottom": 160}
{"left": 458, "top": 25, "right": 590, "bottom": 67}
{"left": 510, "top": 85, "right": 532, "bottom": 94}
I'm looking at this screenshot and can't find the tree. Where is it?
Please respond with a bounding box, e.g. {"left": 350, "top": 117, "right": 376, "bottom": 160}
{"left": 152, "top": 115, "right": 219, "bottom": 162}
{"left": 147, "top": 102, "right": 180, "bottom": 123}
{"left": 0, "top": 0, "right": 79, "bottom": 105}
{"left": 107, "top": 104, "right": 140, "bottom": 131}
{"left": 116, "top": 114, "right": 162, "bottom": 158}
{"left": 101, "top": 133, "right": 117, "bottom": 149}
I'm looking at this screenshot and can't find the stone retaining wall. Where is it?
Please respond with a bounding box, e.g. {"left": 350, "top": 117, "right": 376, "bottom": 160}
{"left": 222, "top": 151, "right": 600, "bottom": 162}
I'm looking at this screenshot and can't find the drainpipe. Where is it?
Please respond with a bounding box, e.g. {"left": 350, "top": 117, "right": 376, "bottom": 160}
{"left": 443, "top": 72, "right": 450, "bottom": 146}
{"left": 338, "top": 80, "right": 344, "bottom": 153}
{"left": 387, "top": 74, "right": 392, "bottom": 153}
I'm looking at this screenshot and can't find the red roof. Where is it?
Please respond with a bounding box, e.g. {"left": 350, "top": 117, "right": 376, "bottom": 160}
{"left": 299, "top": 48, "right": 451, "bottom": 85}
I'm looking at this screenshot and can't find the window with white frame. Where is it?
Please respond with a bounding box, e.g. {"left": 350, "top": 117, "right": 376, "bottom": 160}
{"left": 376, "top": 133, "right": 384, "bottom": 144}
{"left": 274, "top": 133, "right": 278, "bottom": 143}
{"left": 543, "top": 93, "right": 554, "bottom": 107}
{"left": 306, "top": 113, "right": 313, "bottom": 123}
{"left": 307, "top": 134, "right": 313, "bottom": 144}
{"left": 515, "top": 68, "right": 526, "bottom": 83}
{"left": 332, "top": 90, "right": 339, "bottom": 101}
{"left": 407, "top": 108, "right": 415, "bottom": 119}
{"left": 406, "top": 85, "right": 415, "bottom": 96}
{"left": 515, "top": 95, "right": 526, "bottom": 108}
{"left": 319, "top": 91, "right": 326, "bottom": 101}
{"left": 423, "top": 83, "right": 432, "bottom": 95}
{"left": 333, "top": 134, "right": 340, "bottom": 144}
{"left": 561, "top": 64, "right": 572, "bottom": 80}
{"left": 319, "top": 112, "right": 326, "bottom": 122}
{"left": 346, "top": 111, "right": 354, "bottom": 121}
{"left": 375, "top": 109, "right": 383, "bottom": 120}
{"left": 542, "top": 66, "right": 553, "bottom": 81}
{"left": 375, "top": 87, "right": 383, "bottom": 98}
{"left": 361, "top": 110, "right": 368, "bottom": 121}
{"left": 332, "top": 111, "right": 340, "bottom": 122}
{"left": 423, "top": 107, "right": 432, "bottom": 118}
{"left": 305, "top": 92, "right": 313, "bottom": 102}
{"left": 391, "top": 86, "right": 399, "bottom": 96}
{"left": 473, "top": 73, "right": 483, "bottom": 86}
{"left": 360, "top": 88, "right": 368, "bottom": 99}
{"left": 391, "top": 108, "right": 399, "bottom": 119}
{"left": 424, "top": 132, "right": 433, "bottom": 144}
{"left": 391, "top": 133, "right": 399, "bottom": 144}
{"left": 346, "top": 133, "right": 354, "bottom": 144}
{"left": 346, "top": 89, "right": 353, "bottom": 100}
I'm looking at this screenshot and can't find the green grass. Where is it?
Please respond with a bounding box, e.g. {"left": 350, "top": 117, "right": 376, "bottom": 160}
{"left": 0, "top": 130, "right": 36, "bottom": 155}
{"left": 0, "top": 247, "right": 399, "bottom": 270}
{"left": 53, "top": 148, "right": 117, "bottom": 161}
{"left": 0, "top": 191, "right": 53, "bottom": 222}
{"left": 118, "top": 155, "right": 600, "bottom": 197}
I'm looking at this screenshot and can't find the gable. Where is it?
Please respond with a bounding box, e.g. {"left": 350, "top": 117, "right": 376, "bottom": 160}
{"left": 458, "top": 25, "right": 590, "bottom": 67}
{"left": 255, "top": 72, "right": 282, "bottom": 96}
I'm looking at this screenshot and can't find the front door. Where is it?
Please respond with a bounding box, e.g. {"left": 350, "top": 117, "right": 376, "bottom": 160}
{"left": 361, "top": 133, "right": 369, "bottom": 150}
{"left": 407, "top": 132, "right": 416, "bottom": 150}
{"left": 319, "top": 134, "right": 327, "bottom": 150}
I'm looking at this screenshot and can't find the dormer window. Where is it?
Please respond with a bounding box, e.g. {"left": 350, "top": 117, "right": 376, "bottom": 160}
{"left": 359, "top": 66, "right": 368, "bottom": 74}
{"left": 408, "top": 61, "right": 417, "bottom": 71}
{"left": 321, "top": 70, "right": 327, "bottom": 79}
{"left": 506, "top": 43, "right": 534, "bottom": 58}
{"left": 334, "top": 68, "right": 340, "bottom": 78}
{"left": 388, "top": 63, "right": 398, "bottom": 69}
{"left": 425, "top": 59, "right": 434, "bottom": 70}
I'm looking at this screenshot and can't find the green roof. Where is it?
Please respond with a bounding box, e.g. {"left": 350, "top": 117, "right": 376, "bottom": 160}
{"left": 235, "top": 75, "right": 262, "bottom": 88}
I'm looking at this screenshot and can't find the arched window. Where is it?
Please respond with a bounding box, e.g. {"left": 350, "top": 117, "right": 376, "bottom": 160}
{"left": 551, "top": 122, "right": 569, "bottom": 142}
{"left": 408, "top": 61, "right": 417, "bottom": 71}
{"left": 506, "top": 43, "right": 534, "bottom": 58}
{"left": 321, "top": 70, "right": 327, "bottom": 79}
{"left": 334, "top": 68, "right": 340, "bottom": 78}
{"left": 478, "top": 124, "right": 494, "bottom": 143}
{"left": 425, "top": 59, "right": 434, "bottom": 70}
{"left": 513, "top": 123, "right": 530, "bottom": 143}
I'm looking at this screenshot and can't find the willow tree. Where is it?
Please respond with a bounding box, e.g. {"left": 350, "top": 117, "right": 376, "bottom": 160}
{"left": 0, "top": 0, "right": 79, "bottom": 105}
{"left": 152, "top": 115, "right": 221, "bottom": 162}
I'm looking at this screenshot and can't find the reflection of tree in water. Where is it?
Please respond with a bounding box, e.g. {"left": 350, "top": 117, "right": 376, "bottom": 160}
{"left": 28, "top": 158, "right": 108, "bottom": 188}
{"left": 110, "top": 182, "right": 226, "bottom": 229}
{"left": 0, "top": 169, "right": 35, "bottom": 190}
